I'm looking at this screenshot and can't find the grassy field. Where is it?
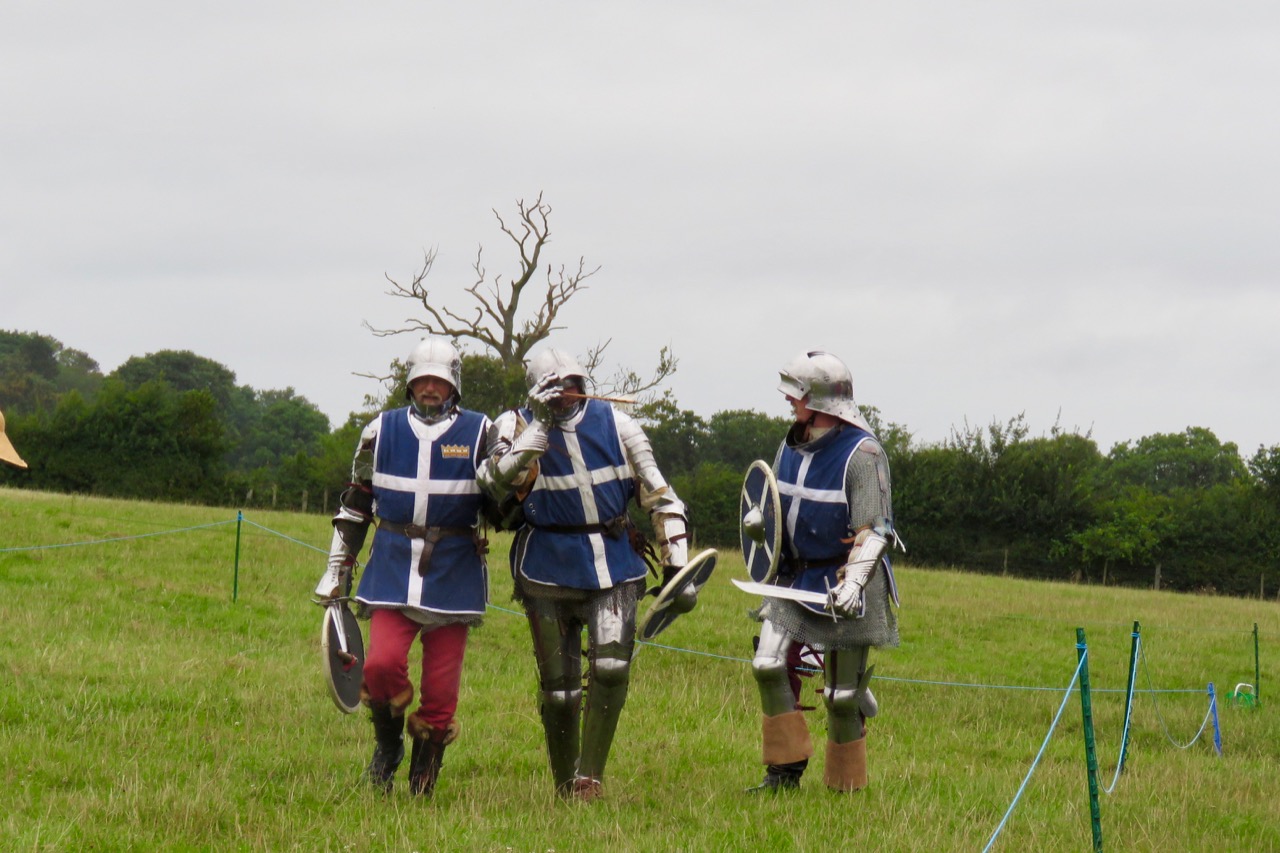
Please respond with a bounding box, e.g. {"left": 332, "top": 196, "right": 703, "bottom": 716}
{"left": 2, "top": 486, "right": 1277, "bottom": 852}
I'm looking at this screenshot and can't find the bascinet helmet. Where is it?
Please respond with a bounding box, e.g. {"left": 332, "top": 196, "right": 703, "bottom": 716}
{"left": 405, "top": 336, "right": 463, "bottom": 403}
{"left": 777, "top": 350, "right": 863, "bottom": 426}
{"left": 525, "top": 348, "right": 588, "bottom": 395}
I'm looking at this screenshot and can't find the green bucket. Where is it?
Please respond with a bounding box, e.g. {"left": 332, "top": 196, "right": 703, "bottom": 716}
{"left": 1226, "top": 683, "right": 1257, "bottom": 708}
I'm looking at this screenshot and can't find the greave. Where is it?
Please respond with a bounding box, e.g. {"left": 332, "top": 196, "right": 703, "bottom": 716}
{"left": 541, "top": 690, "right": 582, "bottom": 793}
{"left": 581, "top": 653, "right": 629, "bottom": 778}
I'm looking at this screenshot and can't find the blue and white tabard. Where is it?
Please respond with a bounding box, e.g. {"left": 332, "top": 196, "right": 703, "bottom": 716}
{"left": 355, "top": 407, "right": 489, "bottom": 616}
{"left": 775, "top": 425, "right": 875, "bottom": 614}
{"left": 514, "top": 400, "right": 646, "bottom": 590}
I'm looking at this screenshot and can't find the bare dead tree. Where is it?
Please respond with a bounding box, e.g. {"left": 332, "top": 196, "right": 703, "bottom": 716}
{"left": 364, "top": 193, "right": 677, "bottom": 403}
{"left": 367, "top": 193, "right": 598, "bottom": 369}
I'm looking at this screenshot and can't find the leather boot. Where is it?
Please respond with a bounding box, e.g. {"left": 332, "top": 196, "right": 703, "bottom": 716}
{"left": 407, "top": 717, "right": 459, "bottom": 797}
{"left": 746, "top": 759, "right": 807, "bottom": 793}
{"left": 367, "top": 703, "right": 405, "bottom": 793}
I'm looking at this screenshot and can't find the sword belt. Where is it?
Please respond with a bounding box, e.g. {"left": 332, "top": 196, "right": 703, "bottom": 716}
{"left": 785, "top": 553, "right": 847, "bottom": 572}
{"left": 376, "top": 520, "right": 479, "bottom": 576}
{"left": 532, "top": 515, "right": 630, "bottom": 540}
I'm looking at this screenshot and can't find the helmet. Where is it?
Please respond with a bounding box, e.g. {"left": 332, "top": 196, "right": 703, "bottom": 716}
{"left": 405, "top": 336, "right": 463, "bottom": 401}
{"left": 524, "top": 348, "right": 588, "bottom": 394}
{"left": 777, "top": 350, "right": 863, "bottom": 426}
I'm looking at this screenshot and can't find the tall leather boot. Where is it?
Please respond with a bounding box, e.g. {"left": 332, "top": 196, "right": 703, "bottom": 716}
{"left": 407, "top": 717, "right": 459, "bottom": 797}
{"left": 367, "top": 703, "right": 405, "bottom": 793}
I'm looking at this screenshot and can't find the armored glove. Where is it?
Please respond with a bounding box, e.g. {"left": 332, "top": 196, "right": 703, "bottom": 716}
{"left": 656, "top": 513, "right": 695, "bottom": 612}
{"left": 486, "top": 418, "right": 549, "bottom": 492}
{"left": 827, "top": 530, "right": 888, "bottom": 618}
{"left": 527, "top": 372, "right": 564, "bottom": 424}
{"left": 314, "top": 553, "right": 354, "bottom": 600}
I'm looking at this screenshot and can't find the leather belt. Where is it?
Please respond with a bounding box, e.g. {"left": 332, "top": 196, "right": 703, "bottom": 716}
{"left": 533, "top": 515, "right": 630, "bottom": 540}
{"left": 377, "top": 520, "right": 477, "bottom": 576}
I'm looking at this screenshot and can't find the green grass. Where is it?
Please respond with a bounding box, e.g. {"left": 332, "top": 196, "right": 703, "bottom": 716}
{"left": 2, "top": 487, "right": 1277, "bottom": 851}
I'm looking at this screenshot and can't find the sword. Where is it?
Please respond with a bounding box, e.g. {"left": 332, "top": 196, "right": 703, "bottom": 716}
{"left": 731, "top": 578, "right": 832, "bottom": 606}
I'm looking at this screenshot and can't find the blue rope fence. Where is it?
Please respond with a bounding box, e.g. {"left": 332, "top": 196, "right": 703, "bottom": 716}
{"left": 3, "top": 512, "right": 1255, "bottom": 850}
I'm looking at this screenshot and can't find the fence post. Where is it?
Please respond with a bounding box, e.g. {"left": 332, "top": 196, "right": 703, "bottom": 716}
{"left": 1209, "top": 683, "right": 1222, "bottom": 756}
{"left": 1077, "top": 627, "right": 1104, "bottom": 853}
{"left": 233, "top": 510, "right": 243, "bottom": 602}
{"left": 1254, "top": 623, "right": 1261, "bottom": 707}
{"left": 1118, "top": 621, "right": 1140, "bottom": 775}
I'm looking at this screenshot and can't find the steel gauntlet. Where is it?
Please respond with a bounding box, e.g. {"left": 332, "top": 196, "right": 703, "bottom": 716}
{"left": 828, "top": 530, "right": 888, "bottom": 617}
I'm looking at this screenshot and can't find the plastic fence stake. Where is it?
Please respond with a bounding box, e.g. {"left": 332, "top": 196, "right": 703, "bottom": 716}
{"left": 1119, "top": 621, "right": 1140, "bottom": 775}
{"left": 1077, "top": 628, "right": 1104, "bottom": 853}
{"left": 1209, "top": 682, "right": 1222, "bottom": 756}
{"left": 233, "top": 510, "right": 243, "bottom": 602}
{"left": 1254, "top": 623, "right": 1261, "bottom": 707}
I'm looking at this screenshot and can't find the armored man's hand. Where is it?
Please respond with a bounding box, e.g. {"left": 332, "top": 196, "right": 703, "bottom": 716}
{"left": 827, "top": 530, "right": 888, "bottom": 618}
{"left": 527, "top": 372, "right": 563, "bottom": 424}
{"left": 314, "top": 553, "right": 354, "bottom": 601}
{"left": 656, "top": 513, "right": 695, "bottom": 613}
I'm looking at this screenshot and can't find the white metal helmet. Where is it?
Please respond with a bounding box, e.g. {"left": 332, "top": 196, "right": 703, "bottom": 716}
{"left": 524, "top": 348, "right": 588, "bottom": 394}
{"left": 405, "top": 336, "right": 463, "bottom": 401}
{"left": 777, "top": 350, "right": 864, "bottom": 426}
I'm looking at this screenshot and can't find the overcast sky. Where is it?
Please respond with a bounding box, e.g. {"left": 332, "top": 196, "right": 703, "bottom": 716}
{"left": 5, "top": 2, "right": 1277, "bottom": 456}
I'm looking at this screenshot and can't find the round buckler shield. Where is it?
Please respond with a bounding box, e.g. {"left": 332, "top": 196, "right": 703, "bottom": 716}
{"left": 321, "top": 602, "right": 365, "bottom": 714}
{"left": 638, "top": 549, "right": 718, "bottom": 641}
{"left": 740, "top": 460, "right": 782, "bottom": 583}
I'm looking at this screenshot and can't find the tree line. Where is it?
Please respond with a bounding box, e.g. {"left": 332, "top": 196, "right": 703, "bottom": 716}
{"left": 4, "top": 328, "right": 1278, "bottom": 600}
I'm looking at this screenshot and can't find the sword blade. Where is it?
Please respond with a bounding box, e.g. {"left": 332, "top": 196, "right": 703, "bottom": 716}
{"left": 731, "top": 578, "right": 831, "bottom": 606}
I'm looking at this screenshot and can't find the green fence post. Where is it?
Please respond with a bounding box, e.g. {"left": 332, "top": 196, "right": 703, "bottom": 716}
{"left": 1118, "top": 620, "right": 1140, "bottom": 775}
{"left": 1077, "top": 627, "right": 1103, "bottom": 853}
{"left": 1255, "top": 623, "right": 1261, "bottom": 707}
{"left": 233, "top": 510, "right": 243, "bottom": 603}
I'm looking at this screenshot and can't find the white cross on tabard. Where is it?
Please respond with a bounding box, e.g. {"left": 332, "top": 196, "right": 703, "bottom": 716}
{"left": 530, "top": 430, "right": 632, "bottom": 588}
{"left": 777, "top": 452, "right": 846, "bottom": 546}
{"left": 369, "top": 415, "right": 481, "bottom": 601}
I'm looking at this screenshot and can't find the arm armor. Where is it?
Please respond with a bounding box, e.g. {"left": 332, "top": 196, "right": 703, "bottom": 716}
{"left": 478, "top": 411, "right": 548, "bottom": 502}
{"left": 615, "top": 410, "right": 689, "bottom": 569}
{"left": 315, "top": 420, "right": 378, "bottom": 599}
{"left": 829, "top": 530, "right": 888, "bottom": 617}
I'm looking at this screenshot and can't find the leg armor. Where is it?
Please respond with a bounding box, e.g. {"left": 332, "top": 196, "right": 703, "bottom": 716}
{"left": 577, "top": 588, "right": 637, "bottom": 785}
{"left": 823, "top": 646, "right": 874, "bottom": 792}
{"left": 823, "top": 645, "right": 875, "bottom": 744}
{"left": 753, "top": 620, "right": 800, "bottom": 717}
{"left": 525, "top": 595, "right": 584, "bottom": 793}
{"left": 750, "top": 620, "right": 812, "bottom": 788}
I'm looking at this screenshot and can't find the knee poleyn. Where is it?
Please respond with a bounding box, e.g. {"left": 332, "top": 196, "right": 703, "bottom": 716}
{"left": 592, "top": 657, "right": 631, "bottom": 689}
{"left": 541, "top": 688, "right": 582, "bottom": 713}
{"left": 752, "top": 655, "right": 789, "bottom": 688}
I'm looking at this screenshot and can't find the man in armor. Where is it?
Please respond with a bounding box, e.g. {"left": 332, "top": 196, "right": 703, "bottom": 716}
{"left": 749, "top": 350, "right": 900, "bottom": 793}
{"left": 314, "top": 336, "right": 492, "bottom": 797}
{"left": 479, "top": 348, "right": 691, "bottom": 802}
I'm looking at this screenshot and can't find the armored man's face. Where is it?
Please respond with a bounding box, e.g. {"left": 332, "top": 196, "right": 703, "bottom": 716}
{"left": 409, "top": 375, "right": 454, "bottom": 413}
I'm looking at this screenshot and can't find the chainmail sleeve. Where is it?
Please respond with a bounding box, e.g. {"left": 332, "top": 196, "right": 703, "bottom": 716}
{"left": 845, "top": 437, "right": 894, "bottom": 539}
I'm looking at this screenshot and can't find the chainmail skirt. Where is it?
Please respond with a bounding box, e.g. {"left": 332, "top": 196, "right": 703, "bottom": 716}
{"left": 753, "top": 566, "right": 898, "bottom": 652}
